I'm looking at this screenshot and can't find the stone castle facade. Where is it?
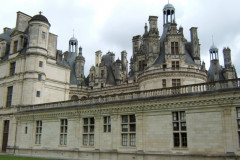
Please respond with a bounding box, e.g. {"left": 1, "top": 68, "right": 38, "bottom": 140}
{"left": 0, "top": 3, "right": 239, "bottom": 160}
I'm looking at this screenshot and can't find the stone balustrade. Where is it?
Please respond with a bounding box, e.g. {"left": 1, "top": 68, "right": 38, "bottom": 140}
{"left": 14, "top": 78, "right": 240, "bottom": 112}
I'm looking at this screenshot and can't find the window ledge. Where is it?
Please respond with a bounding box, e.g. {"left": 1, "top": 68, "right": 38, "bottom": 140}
{"left": 119, "top": 146, "right": 137, "bottom": 150}
{"left": 81, "top": 145, "right": 95, "bottom": 149}
{"left": 172, "top": 147, "right": 188, "bottom": 151}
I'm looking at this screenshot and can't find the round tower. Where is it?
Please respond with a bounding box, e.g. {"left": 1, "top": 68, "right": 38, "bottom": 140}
{"left": 28, "top": 12, "right": 50, "bottom": 55}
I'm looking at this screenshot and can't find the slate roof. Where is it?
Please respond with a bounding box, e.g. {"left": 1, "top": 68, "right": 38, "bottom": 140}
{"left": 0, "top": 28, "right": 15, "bottom": 43}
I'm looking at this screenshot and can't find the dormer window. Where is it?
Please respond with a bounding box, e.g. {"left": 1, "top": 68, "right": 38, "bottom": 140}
{"left": 13, "top": 40, "right": 18, "bottom": 53}
{"left": 171, "top": 42, "right": 179, "bottom": 54}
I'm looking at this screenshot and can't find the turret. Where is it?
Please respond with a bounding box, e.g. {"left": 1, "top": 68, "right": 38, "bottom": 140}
{"left": 27, "top": 12, "right": 50, "bottom": 55}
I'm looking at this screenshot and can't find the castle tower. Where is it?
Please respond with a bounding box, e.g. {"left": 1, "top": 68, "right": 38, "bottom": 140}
{"left": 67, "top": 36, "right": 78, "bottom": 65}
{"left": 27, "top": 12, "right": 50, "bottom": 55}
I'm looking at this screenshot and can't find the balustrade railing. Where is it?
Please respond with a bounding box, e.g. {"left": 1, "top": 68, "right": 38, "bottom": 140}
{"left": 17, "top": 78, "right": 240, "bottom": 112}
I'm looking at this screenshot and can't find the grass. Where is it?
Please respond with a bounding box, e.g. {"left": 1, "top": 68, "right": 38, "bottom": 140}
{"left": 0, "top": 155, "right": 60, "bottom": 160}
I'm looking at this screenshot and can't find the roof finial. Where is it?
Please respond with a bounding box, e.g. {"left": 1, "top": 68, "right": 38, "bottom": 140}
{"left": 73, "top": 29, "right": 75, "bottom": 37}
{"left": 39, "top": 11, "right": 42, "bottom": 15}
{"left": 168, "top": 0, "right": 170, "bottom": 4}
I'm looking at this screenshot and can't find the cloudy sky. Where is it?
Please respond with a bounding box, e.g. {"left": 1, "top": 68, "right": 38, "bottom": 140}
{"left": 1, "top": 0, "right": 240, "bottom": 76}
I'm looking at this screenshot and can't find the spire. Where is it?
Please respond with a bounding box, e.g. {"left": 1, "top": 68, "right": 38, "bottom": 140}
{"left": 73, "top": 29, "right": 75, "bottom": 38}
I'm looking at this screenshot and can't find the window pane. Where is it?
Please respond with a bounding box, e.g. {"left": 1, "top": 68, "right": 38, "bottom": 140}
{"left": 130, "top": 134, "right": 136, "bottom": 146}
{"left": 173, "top": 112, "right": 178, "bottom": 121}
{"left": 173, "top": 133, "right": 180, "bottom": 147}
{"left": 104, "top": 117, "right": 107, "bottom": 124}
{"left": 84, "top": 118, "right": 88, "bottom": 125}
{"left": 130, "top": 115, "right": 136, "bottom": 123}
{"left": 108, "top": 117, "right": 111, "bottom": 124}
{"left": 122, "top": 115, "right": 128, "bottom": 123}
{"left": 64, "top": 134, "right": 67, "bottom": 145}
{"left": 238, "top": 120, "right": 240, "bottom": 129}
{"left": 180, "top": 112, "right": 186, "bottom": 121}
{"left": 181, "top": 122, "right": 186, "bottom": 131}
{"left": 122, "top": 124, "right": 128, "bottom": 132}
{"left": 181, "top": 133, "right": 187, "bottom": 147}
{"left": 122, "top": 134, "right": 128, "bottom": 146}
{"left": 130, "top": 124, "right": 136, "bottom": 132}
{"left": 237, "top": 108, "right": 240, "bottom": 118}
{"left": 90, "top": 126, "right": 94, "bottom": 132}
{"left": 173, "top": 122, "right": 179, "bottom": 131}
{"left": 108, "top": 125, "right": 111, "bottom": 132}
{"left": 89, "top": 134, "right": 94, "bottom": 146}
{"left": 104, "top": 125, "right": 107, "bottom": 132}
{"left": 83, "top": 134, "right": 88, "bottom": 145}
{"left": 90, "top": 118, "right": 94, "bottom": 124}
{"left": 84, "top": 126, "right": 88, "bottom": 133}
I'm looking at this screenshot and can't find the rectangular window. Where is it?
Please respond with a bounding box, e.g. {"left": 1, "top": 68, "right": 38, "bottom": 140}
{"left": 172, "top": 111, "right": 187, "bottom": 148}
{"left": 172, "top": 79, "right": 181, "bottom": 87}
{"left": 35, "top": 120, "right": 42, "bottom": 144}
{"left": 171, "top": 42, "right": 179, "bottom": 54}
{"left": 172, "top": 61, "right": 179, "bottom": 70}
{"left": 36, "top": 91, "right": 41, "bottom": 97}
{"left": 38, "top": 74, "right": 42, "bottom": 81}
{"left": 9, "top": 62, "right": 16, "bottom": 76}
{"left": 13, "top": 40, "right": 18, "bottom": 53}
{"left": 162, "top": 79, "right": 166, "bottom": 88}
{"left": 121, "top": 115, "right": 136, "bottom": 147}
{"left": 25, "top": 126, "right": 28, "bottom": 134}
{"left": 42, "top": 31, "right": 46, "bottom": 39}
{"left": 60, "top": 119, "right": 68, "bottom": 145}
{"left": 83, "top": 117, "right": 94, "bottom": 146}
{"left": 6, "top": 86, "right": 13, "bottom": 107}
{"left": 104, "top": 116, "right": 111, "bottom": 132}
{"left": 39, "top": 61, "right": 43, "bottom": 67}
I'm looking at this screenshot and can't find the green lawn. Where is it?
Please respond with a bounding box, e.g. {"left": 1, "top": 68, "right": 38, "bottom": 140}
{"left": 0, "top": 155, "right": 60, "bottom": 160}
